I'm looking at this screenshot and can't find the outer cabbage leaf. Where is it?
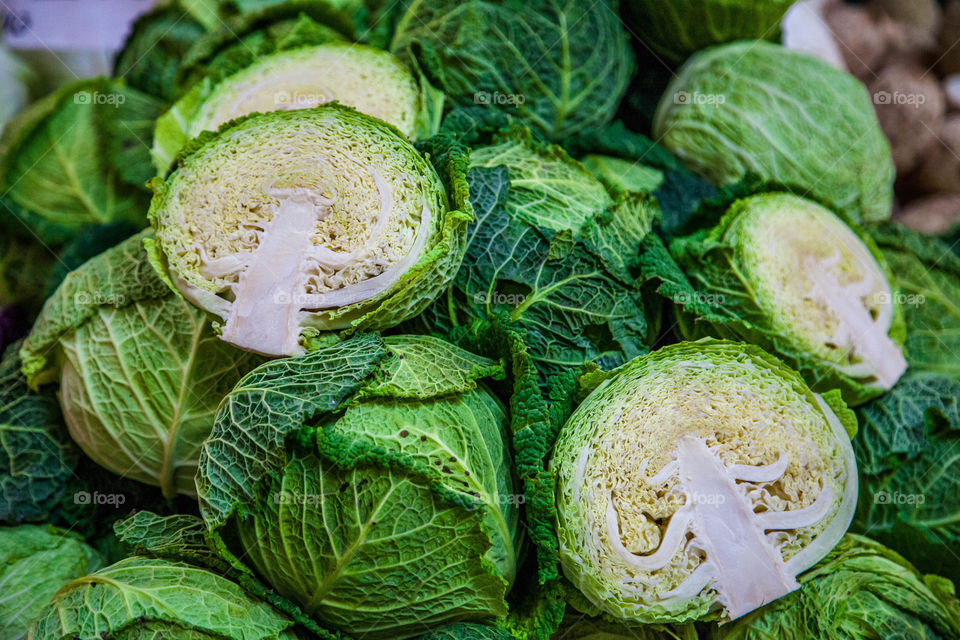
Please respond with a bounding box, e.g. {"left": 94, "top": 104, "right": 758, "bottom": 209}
{"left": 390, "top": 0, "right": 634, "bottom": 141}
{"left": 869, "top": 223, "right": 960, "bottom": 378}
{"left": 623, "top": 0, "right": 795, "bottom": 63}
{"left": 0, "top": 525, "right": 102, "bottom": 640}
{"left": 654, "top": 42, "right": 894, "bottom": 224}
{"left": 113, "top": 3, "right": 210, "bottom": 101}
{"left": 415, "top": 623, "right": 518, "bottom": 640}
{"left": 21, "top": 231, "right": 261, "bottom": 498}
{"left": 0, "top": 341, "right": 76, "bottom": 524}
{"left": 851, "top": 373, "right": 960, "bottom": 580}
{"left": 562, "top": 121, "right": 722, "bottom": 238}
{"left": 417, "top": 132, "right": 659, "bottom": 382}
{"left": 25, "top": 557, "right": 303, "bottom": 640}
{"left": 174, "top": 3, "right": 350, "bottom": 93}
{"left": 663, "top": 192, "right": 906, "bottom": 406}
{"left": 715, "top": 535, "right": 960, "bottom": 640}
{"left": 197, "top": 334, "right": 517, "bottom": 639}
{"left": 553, "top": 609, "right": 697, "bottom": 640}
{"left": 0, "top": 78, "right": 165, "bottom": 244}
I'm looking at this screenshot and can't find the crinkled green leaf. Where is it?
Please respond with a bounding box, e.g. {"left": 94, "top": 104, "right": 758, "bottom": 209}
{"left": 391, "top": 0, "right": 633, "bottom": 141}
{"left": 416, "top": 623, "right": 518, "bottom": 640}
{"left": 0, "top": 341, "right": 75, "bottom": 524}
{"left": 26, "top": 557, "right": 301, "bottom": 640}
{"left": 1, "top": 525, "right": 102, "bottom": 640}
{"left": 869, "top": 223, "right": 960, "bottom": 378}
{"left": 175, "top": 3, "right": 349, "bottom": 93}
{"left": 562, "top": 121, "right": 721, "bottom": 237}
{"left": 113, "top": 3, "right": 209, "bottom": 101}
{"left": 851, "top": 372, "right": 960, "bottom": 579}
{"left": 419, "top": 141, "right": 658, "bottom": 382}
{"left": 114, "top": 511, "right": 221, "bottom": 568}
{"left": 359, "top": 334, "right": 504, "bottom": 399}
{"left": 197, "top": 333, "right": 388, "bottom": 527}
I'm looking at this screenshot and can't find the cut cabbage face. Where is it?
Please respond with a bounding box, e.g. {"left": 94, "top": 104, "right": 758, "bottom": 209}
{"left": 728, "top": 193, "right": 906, "bottom": 389}
{"left": 192, "top": 44, "right": 420, "bottom": 138}
{"left": 152, "top": 43, "right": 433, "bottom": 174}
{"left": 148, "top": 106, "right": 464, "bottom": 357}
{"left": 551, "top": 340, "right": 858, "bottom": 624}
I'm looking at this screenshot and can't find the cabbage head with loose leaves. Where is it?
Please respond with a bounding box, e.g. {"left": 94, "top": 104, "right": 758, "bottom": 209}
{"left": 197, "top": 333, "right": 519, "bottom": 639}
{"left": 20, "top": 231, "right": 261, "bottom": 499}
{"left": 550, "top": 340, "right": 858, "bottom": 623}
{"left": 418, "top": 129, "right": 660, "bottom": 380}
{"left": 148, "top": 105, "right": 471, "bottom": 357}
{"left": 390, "top": 0, "right": 634, "bottom": 141}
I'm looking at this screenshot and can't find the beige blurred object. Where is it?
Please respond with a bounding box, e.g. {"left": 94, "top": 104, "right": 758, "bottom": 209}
{"left": 870, "top": 64, "right": 946, "bottom": 174}
{"left": 875, "top": 0, "right": 942, "bottom": 53}
{"left": 937, "top": 0, "right": 960, "bottom": 77}
{"left": 894, "top": 193, "right": 960, "bottom": 234}
{"left": 911, "top": 116, "right": 960, "bottom": 194}
{"left": 825, "top": 2, "right": 890, "bottom": 78}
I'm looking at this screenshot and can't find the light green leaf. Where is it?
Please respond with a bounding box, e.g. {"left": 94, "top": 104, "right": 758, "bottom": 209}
{"left": 0, "top": 525, "right": 101, "bottom": 640}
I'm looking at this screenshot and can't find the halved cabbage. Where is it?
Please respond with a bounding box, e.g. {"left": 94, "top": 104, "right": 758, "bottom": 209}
{"left": 153, "top": 42, "right": 436, "bottom": 172}
{"left": 551, "top": 340, "right": 858, "bottom": 623}
{"left": 668, "top": 192, "right": 907, "bottom": 404}
{"left": 148, "top": 105, "right": 470, "bottom": 356}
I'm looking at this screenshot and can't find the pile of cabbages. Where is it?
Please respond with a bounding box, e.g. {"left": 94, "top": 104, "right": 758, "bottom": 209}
{"left": 2, "top": 1, "right": 959, "bottom": 639}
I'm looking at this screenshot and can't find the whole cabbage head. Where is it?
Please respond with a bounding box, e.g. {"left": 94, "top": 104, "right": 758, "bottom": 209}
{"left": 390, "top": 0, "right": 634, "bottom": 141}
{"left": 0, "top": 78, "right": 165, "bottom": 244}
{"left": 550, "top": 340, "right": 858, "bottom": 623}
{"left": 148, "top": 105, "right": 471, "bottom": 357}
{"left": 663, "top": 192, "right": 906, "bottom": 405}
{"left": 153, "top": 42, "right": 441, "bottom": 173}
{"left": 20, "top": 231, "right": 261, "bottom": 499}
{"left": 653, "top": 42, "right": 894, "bottom": 224}
{"left": 623, "top": 0, "right": 796, "bottom": 63}
{"left": 197, "top": 333, "right": 519, "bottom": 639}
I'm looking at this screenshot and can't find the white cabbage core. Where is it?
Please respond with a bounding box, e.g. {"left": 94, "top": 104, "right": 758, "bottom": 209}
{"left": 193, "top": 44, "right": 421, "bottom": 139}
{"left": 154, "top": 110, "right": 443, "bottom": 356}
{"left": 732, "top": 193, "right": 906, "bottom": 389}
{"left": 552, "top": 347, "right": 857, "bottom": 622}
